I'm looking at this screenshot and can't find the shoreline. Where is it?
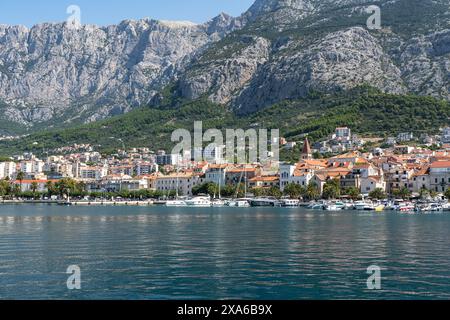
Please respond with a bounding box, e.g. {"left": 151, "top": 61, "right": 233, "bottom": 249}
{"left": 0, "top": 200, "right": 155, "bottom": 206}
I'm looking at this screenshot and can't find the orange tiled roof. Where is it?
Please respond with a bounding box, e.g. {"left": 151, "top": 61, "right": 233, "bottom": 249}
{"left": 249, "top": 176, "right": 279, "bottom": 182}
{"left": 430, "top": 161, "right": 450, "bottom": 169}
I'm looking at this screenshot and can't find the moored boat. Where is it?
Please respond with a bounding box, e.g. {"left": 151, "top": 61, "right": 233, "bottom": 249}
{"left": 211, "top": 199, "right": 226, "bottom": 207}
{"left": 250, "top": 198, "right": 280, "bottom": 207}
{"left": 280, "top": 199, "right": 300, "bottom": 207}
{"left": 165, "top": 200, "right": 187, "bottom": 207}
{"left": 307, "top": 200, "right": 326, "bottom": 210}
{"left": 185, "top": 196, "right": 212, "bottom": 207}
{"left": 324, "top": 201, "right": 345, "bottom": 211}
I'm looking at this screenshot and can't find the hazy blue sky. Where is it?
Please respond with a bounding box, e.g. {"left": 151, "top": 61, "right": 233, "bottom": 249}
{"left": 0, "top": 0, "right": 255, "bottom": 27}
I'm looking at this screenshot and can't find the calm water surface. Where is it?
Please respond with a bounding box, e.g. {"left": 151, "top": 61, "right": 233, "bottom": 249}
{"left": 0, "top": 204, "right": 449, "bottom": 300}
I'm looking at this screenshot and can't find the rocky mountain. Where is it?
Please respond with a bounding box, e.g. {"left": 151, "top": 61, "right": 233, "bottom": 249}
{"left": 0, "top": 13, "right": 243, "bottom": 130}
{"left": 0, "top": 0, "right": 449, "bottom": 132}
{"left": 177, "top": 0, "right": 450, "bottom": 114}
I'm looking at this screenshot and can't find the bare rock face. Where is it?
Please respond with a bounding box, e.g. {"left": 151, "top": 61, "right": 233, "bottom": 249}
{"left": 0, "top": 16, "right": 239, "bottom": 126}
{"left": 399, "top": 30, "right": 450, "bottom": 100}
{"left": 233, "top": 27, "right": 407, "bottom": 113}
{"left": 179, "top": 36, "right": 271, "bottom": 105}
{"left": 176, "top": 0, "right": 450, "bottom": 114}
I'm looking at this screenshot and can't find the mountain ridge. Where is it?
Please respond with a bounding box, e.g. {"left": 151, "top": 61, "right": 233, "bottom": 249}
{"left": 0, "top": 0, "right": 449, "bottom": 134}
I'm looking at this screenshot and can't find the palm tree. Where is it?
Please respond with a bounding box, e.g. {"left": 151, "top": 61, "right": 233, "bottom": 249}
{"left": 306, "top": 182, "right": 320, "bottom": 200}
{"left": 16, "top": 171, "right": 25, "bottom": 194}
{"left": 45, "top": 181, "right": 54, "bottom": 196}
{"left": 31, "top": 181, "right": 39, "bottom": 198}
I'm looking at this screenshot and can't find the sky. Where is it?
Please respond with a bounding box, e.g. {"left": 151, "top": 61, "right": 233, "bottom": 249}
{"left": 0, "top": 0, "right": 255, "bottom": 27}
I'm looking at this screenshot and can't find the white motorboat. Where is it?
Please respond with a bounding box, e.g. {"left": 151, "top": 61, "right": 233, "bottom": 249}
{"left": 280, "top": 199, "right": 300, "bottom": 207}
{"left": 236, "top": 200, "right": 250, "bottom": 207}
{"left": 397, "top": 202, "right": 415, "bottom": 213}
{"left": 354, "top": 201, "right": 366, "bottom": 211}
{"left": 344, "top": 201, "right": 355, "bottom": 210}
{"left": 250, "top": 198, "right": 280, "bottom": 207}
{"left": 307, "top": 200, "right": 326, "bottom": 210}
{"left": 211, "top": 199, "right": 226, "bottom": 207}
{"left": 165, "top": 200, "right": 187, "bottom": 207}
{"left": 324, "top": 201, "right": 345, "bottom": 211}
{"left": 419, "top": 203, "right": 444, "bottom": 212}
{"left": 185, "top": 196, "right": 212, "bottom": 207}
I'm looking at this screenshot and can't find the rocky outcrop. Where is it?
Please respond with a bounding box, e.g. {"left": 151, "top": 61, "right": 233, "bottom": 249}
{"left": 234, "top": 27, "right": 407, "bottom": 113}
{"left": 179, "top": 36, "right": 271, "bottom": 105}
{"left": 399, "top": 30, "right": 450, "bottom": 100}
{"left": 176, "top": 0, "right": 450, "bottom": 114}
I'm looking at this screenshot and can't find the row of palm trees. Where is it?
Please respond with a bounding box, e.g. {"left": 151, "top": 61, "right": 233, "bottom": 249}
{"left": 0, "top": 174, "right": 86, "bottom": 199}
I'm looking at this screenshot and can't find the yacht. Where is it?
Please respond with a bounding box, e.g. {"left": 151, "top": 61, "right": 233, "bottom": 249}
{"left": 280, "top": 199, "right": 300, "bottom": 207}
{"left": 354, "top": 201, "right": 367, "bottom": 211}
{"left": 211, "top": 199, "right": 226, "bottom": 207}
{"left": 397, "top": 202, "right": 415, "bottom": 213}
{"left": 344, "top": 201, "right": 355, "bottom": 210}
{"left": 165, "top": 199, "right": 187, "bottom": 207}
{"left": 185, "top": 196, "right": 212, "bottom": 207}
{"left": 250, "top": 198, "right": 280, "bottom": 207}
{"left": 363, "top": 202, "right": 376, "bottom": 211}
{"left": 419, "top": 203, "right": 444, "bottom": 212}
{"left": 324, "top": 201, "right": 345, "bottom": 211}
{"left": 236, "top": 200, "right": 250, "bottom": 207}
{"left": 307, "top": 200, "right": 326, "bottom": 210}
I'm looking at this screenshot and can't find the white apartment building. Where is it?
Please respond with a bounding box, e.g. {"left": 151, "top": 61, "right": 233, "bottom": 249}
{"left": 134, "top": 162, "right": 158, "bottom": 176}
{"left": 279, "top": 164, "right": 313, "bottom": 191}
{"left": 79, "top": 165, "right": 108, "bottom": 180}
{"left": 334, "top": 127, "right": 352, "bottom": 141}
{"left": 155, "top": 173, "right": 205, "bottom": 196}
{"left": 0, "top": 162, "right": 17, "bottom": 179}
{"left": 360, "top": 176, "right": 387, "bottom": 194}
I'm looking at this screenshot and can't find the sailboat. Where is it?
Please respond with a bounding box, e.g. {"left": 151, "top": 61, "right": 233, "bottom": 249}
{"left": 212, "top": 167, "right": 226, "bottom": 207}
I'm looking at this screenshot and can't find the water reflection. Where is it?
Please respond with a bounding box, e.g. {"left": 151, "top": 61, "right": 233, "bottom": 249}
{"left": 0, "top": 205, "right": 449, "bottom": 299}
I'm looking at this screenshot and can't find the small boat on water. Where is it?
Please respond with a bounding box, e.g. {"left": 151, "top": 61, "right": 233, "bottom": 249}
{"left": 397, "top": 202, "right": 415, "bottom": 213}
{"left": 185, "top": 196, "right": 212, "bottom": 207}
{"left": 324, "top": 201, "right": 345, "bottom": 211}
{"left": 211, "top": 199, "right": 226, "bottom": 207}
{"left": 165, "top": 199, "right": 187, "bottom": 207}
{"left": 250, "top": 198, "right": 280, "bottom": 207}
{"left": 307, "top": 200, "right": 326, "bottom": 210}
{"left": 279, "top": 199, "right": 300, "bottom": 207}
{"left": 416, "top": 203, "right": 444, "bottom": 213}
{"left": 354, "top": 201, "right": 375, "bottom": 211}
{"left": 226, "top": 199, "right": 250, "bottom": 207}
{"left": 344, "top": 201, "right": 355, "bottom": 210}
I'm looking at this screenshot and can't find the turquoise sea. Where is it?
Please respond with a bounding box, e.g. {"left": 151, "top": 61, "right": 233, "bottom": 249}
{"left": 0, "top": 205, "right": 449, "bottom": 300}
